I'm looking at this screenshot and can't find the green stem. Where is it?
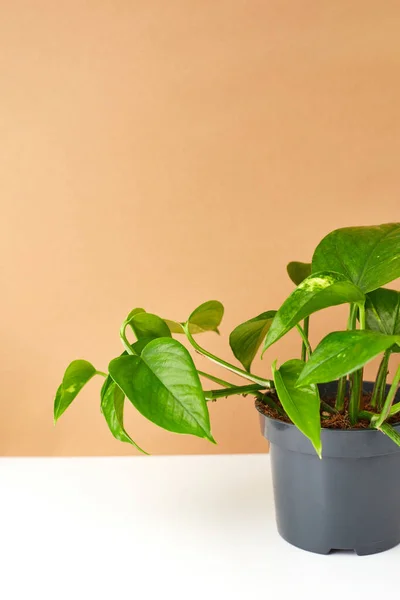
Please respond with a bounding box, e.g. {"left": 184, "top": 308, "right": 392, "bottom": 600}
{"left": 205, "top": 384, "right": 264, "bottom": 400}
{"left": 295, "top": 323, "right": 312, "bottom": 358}
{"left": 373, "top": 364, "right": 400, "bottom": 428}
{"left": 335, "top": 376, "right": 347, "bottom": 412}
{"left": 371, "top": 351, "right": 391, "bottom": 409}
{"left": 348, "top": 303, "right": 365, "bottom": 424}
{"left": 376, "top": 422, "right": 400, "bottom": 447}
{"left": 183, "top": 324, "right": 273, "bottom": 388}
{"left": 197, "top": 371, "right": 235, "bottom": 388}
{"left": 390, "top": 403, "right": 400, "bottom": 417}
{"left": 358, "top": 302, "right": 366, "bottom": 330}
{"left": 203, "top": 381, "right": 285, "bottom": 418}
{"left": 349, "top": 369, "right": 363, "bottom": 425}
{"left": 301, "top": 317, "right": 310, "bottom": 361}
{"left": 96, "top": 370, "right": 107, "bottom": 378}
{"left": 347, "top": 303, "right": 358, "bottom": 330}
{"left": 119, "top": 321, "right": 136, "bottom": 355}
{"left": 321, "top": 400, "right": 338, "bottom": 415}
{"left": 359, "top": 410, "right": 374, "bottom": 421}
{"left": 260, "top": 393, "right": 286, "bottom": 417}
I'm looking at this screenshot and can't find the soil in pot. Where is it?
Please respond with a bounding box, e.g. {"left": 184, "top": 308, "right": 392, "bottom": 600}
{"left": 256, "top": 391, "right": 400, "bottom": 430}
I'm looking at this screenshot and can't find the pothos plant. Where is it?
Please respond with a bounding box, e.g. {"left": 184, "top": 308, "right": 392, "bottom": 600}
{"left": 54, "top": 223, "right": 400, "bottom": 457}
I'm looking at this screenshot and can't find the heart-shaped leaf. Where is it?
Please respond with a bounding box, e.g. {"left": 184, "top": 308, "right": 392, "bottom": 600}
{"left": 297, "top": 331, "right": 400, "bottom": 386}
{"left": 187, "top": 300, "right": 224, "bottom": 334}
{"left": 164, "top": 319, "right": 186, "bottom": 334}
{"left": 312, "top": 223, "right": 400, "bottom": 293}
{"left": 109, "top": 338, "right": 214, "bottom": 441}
{"left": 128, "top": 312, "right": 171, "bottom": 340}
{"left": 272, "top": 359, "right": 321, "bottom": 457}
{"left": 365, "top": 288, "right": 400, "bottom": 352}
{"left": 100, "top": 377, "right": 148, "bottom": 454}
{"left": 54, "top": 360, "right": 97, "bottom": 422}
{"left": 229, "top": 311, "right": 276, "bottom": 371}
{"left": 287, "top": 262, "right": 311, "bottom": 286}
{"left": 263, "top": 272, "right": 365, "bottom": 351}
{"left": 165, "top": 300, "right": 224, "bottom": 335}
{"left": 125, "top": 307, "right": 146, "bottom": 321}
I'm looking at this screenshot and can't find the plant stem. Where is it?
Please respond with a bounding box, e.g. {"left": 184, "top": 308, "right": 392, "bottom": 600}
{"left": 205, "top": 384, "right": 264, "bottom": 400}
{"left": 376, "top": 422, "right": 400, "bottom": 447}
{"left": 183, "top": 324, "right": 273, "bottom": 388}
{"left": 260, "top": 393, "right": 286, "bottom": 416}
{"left": 197, "top": 371, "right": 235, "bottom": 388}
{"left": 295, "top": 323, "right": 312, "bottom": 358}
{"left": 119, "top": 322, "right": 136, "bottom": 355}
{"left": 373, "top": 364, "right": 400, "bottom": 428}
{"left": 349, "top": 369, "right": 363, "bottom": 425}
{"left": 358, "top": 302, "right": 366, "bottom": 330}
{"left": 203, "top": 382, "right": 285, "bottom": 418}
{"left": 348, "top": 303, "right": 365, "bottom": 424}
{"left": 335, "top": 301, "right": 355, "bottom": 411}
{"left": 347, "top": 303, "right": 358, "bottom": 329}
{"left": 301, "top": 317, "right": 310, "bottom": 361}
{"left": 96, "top": 370, "right": 107, "bottom": 378}
{"left": 359, "top": 410, "right": 374, "bottom": 420}
{"left": 335, "top": 376, "right": 347, "bottom": 412}
{"left": 321, "top": 400, "right": 338, "bottom": 415}
{"left": 370, "top": 350, "right": 391, "bottom": 409}
{"left": 390, "top": 401, "right": 400, "bottom": 417}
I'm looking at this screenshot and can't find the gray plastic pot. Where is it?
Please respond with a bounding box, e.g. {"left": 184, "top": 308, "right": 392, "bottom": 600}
{"left": 258, "top": 381, "right": 400, "bottom": 555}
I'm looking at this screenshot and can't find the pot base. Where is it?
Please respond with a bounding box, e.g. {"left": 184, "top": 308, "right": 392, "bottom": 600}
{"left": 278, "top": 527, "right": 400, "bottom": 556}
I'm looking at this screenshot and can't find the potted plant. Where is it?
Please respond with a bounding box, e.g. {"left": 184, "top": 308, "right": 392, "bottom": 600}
{"left": 54, "top": 223, "right": 400, "bottom": 555}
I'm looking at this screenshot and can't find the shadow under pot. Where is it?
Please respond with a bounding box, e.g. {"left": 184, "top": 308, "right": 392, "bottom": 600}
{"left": 257, "top": 381, "right": 400, "bottom": 556}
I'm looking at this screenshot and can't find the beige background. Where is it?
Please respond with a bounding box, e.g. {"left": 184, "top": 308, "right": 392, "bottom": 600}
{"left": 1, "top": 1, "right": 399, "bottom": 456}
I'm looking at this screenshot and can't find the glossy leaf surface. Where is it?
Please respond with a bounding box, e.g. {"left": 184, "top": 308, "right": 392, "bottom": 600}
{"left": 109, "top": 338, "right": 214, "bottom": 441}
{"left": 312, "top": 223, "right": 400, "bottom": 292}
{"left": 187, "top": 300, "right": 224, "bottom": 334}
{"left": 297, "top": 331, "right": 400, "bottom": 386}
{"left": 272, "top": 359, "right": 321, "bottom": 457}
{"left": 54, "top": 360, "right": 96, "bottom": 422}
{"left": 100, "top": 377, "right": 148, "bottom": 454}
{"left": 128, "top": 312, "right": 171, "bottom": 340}
{"left": 165, "top": 300, "right": 224, "bottom": 335}
{"left": 229, "top": 311, "right": 276, "bottom": 371}
{"left": 287, "top": 261, "right": 311, "bottom": 285}
{"left": 366, "top": 288, "right": 400, "bottom": 352}
{"left": 263, "top": 272, "right": 364, "bottom": 350}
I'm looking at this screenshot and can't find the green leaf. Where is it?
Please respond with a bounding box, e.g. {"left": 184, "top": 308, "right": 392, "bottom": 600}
{"left": 365, "top": 288, "right": 400, "bottom": 352}
{"left": 263, "top": 272, "right": 365, "bottom": 351}
{"left": 297, "top": 331, "right": 400, "bottom": 386}
{"left": 100, "top": 377, "right": 148, "bottom": 454}
{"left": 128, "top": 312, "right": 171, "bottom": 340}
{"left": 54, "top": 360, "right": 97, "bottom": 422}
{"left": 164, "top": 319, "right": 186, "bottom": 334}
{"left": 187, "top": 300, "right": 224, "bottom": 334}
{"left": 109, "top": 338, "right": 215, "bottom": 441}
{"left": 272, "top": 359, "right": 321, "bottom": 457}
{"left": 287, "top": 262, "right": 311, "bottom": 285}
{"left": 131, "top": 337, "right": 157, "bottom": 354}
{"left": 165, "top": 301, "right": 224, "bottom": 335}
{"left": 126, "top": 307, "right": 146, "bottom": 320}
{"left": 312, "top": 223, "right": 400, "bottom": 293}
{"left": 229, "top": 311, "right": 276, "bottom": 371}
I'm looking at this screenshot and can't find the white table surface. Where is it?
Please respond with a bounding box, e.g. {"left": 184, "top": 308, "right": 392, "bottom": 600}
{"left": 0, "top": 454, "right": 397, "bottom": 599}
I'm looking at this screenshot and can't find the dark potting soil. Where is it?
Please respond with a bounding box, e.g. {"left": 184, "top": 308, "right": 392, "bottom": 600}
{"left": 255, "top": 392, "right": 400, "bottom": 431}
